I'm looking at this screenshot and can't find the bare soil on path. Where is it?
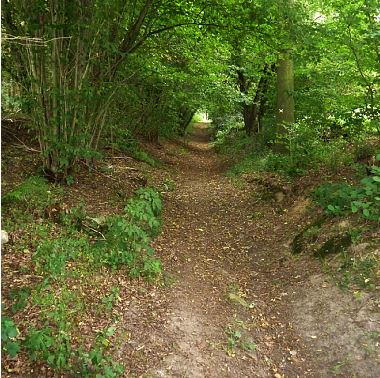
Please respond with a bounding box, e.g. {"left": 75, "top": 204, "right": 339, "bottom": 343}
{"left": 145, "top": 123, "right": 380, "bottom": 378}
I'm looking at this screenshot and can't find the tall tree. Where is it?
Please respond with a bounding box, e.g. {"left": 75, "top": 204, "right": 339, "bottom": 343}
{"left": 274, "top": 0, "right": 297, "bottom": 152}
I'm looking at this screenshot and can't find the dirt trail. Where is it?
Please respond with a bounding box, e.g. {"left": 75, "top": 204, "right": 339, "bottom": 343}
{"left": 147, "top": 122, "right": 380, "bottom": 378}
{"left": 150, "top": 123, "right": 309, "bottom": 377}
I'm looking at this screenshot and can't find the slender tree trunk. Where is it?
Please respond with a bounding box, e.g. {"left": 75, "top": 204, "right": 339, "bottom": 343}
{"left": 238, "top": 64, "right": 273, "bottom": 135}
{"left": 275, "top": 50, "right": 294, "bottom": 153}
{"left": 178, "top": 108, "right": 196, "bottom": 135}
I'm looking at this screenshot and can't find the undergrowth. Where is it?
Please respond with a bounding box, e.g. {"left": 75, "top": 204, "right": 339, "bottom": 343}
{"left": 1, "top": 176, "right": 163, "bottom": 376}
{"left": 110, "top": 128, "right": 157, "bottom": 166}
{"left": 312, "top": 155, "right": 380, "bottom": 222}
{"left": 311, "top": 157, "right": 380, "bottom": 290}
{"left": 215, "top": 121, "right": 372, "bottom": 178}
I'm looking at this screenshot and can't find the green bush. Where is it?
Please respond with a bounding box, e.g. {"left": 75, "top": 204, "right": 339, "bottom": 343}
{"left": 94, "top": 187, "right": 162, "bottom": 277}
{"left": 60, "top": 202, "right": 87, "bottom": 230}
{"left": 110, "top": 128, "right": 157, "bottom": 166}
{"left": 25, "top": 324, "right": 125, "bottom": 376}
{"left": 225, "top": 121, "right": 354, "bottom": 177}
{"left": 353, "top": 142, "right": 376, "bottom": 162}
{"left": 351, "top": 164, "right": 380, "bottom": 221}
{"left": 213, "top": 121, "right": 248, "bottom": 154}
{"left": 275, "top": 122, "right": 353, "bottom": 175}
{"left": 313, "top": 156, "right": 380, "bottom": 221}
{"left": 80, "top": 326, "right": 125, "bottom": 377}
{"left": 25, "top": 326, "right": 72, "bottom": 370}
{"left": 9, "top": 287, "right": 31, "bottom": 313}
{"left": 33, "top": 236, "right": 90, "bottom": 279}
{"left": 4, "top": 182, "right": 162, "bottom": 376}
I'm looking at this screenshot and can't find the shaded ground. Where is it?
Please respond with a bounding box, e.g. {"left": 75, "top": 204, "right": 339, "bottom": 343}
{"left": 2, "top": 122, "right": 379, "bottom": 377}
{"left": 144, "top": 123, "right": 380, "bottom": 377}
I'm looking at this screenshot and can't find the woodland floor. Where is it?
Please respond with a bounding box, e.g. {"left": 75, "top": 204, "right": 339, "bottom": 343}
{"left": 147, "top": 124, "right": 380, "bottom": 378}
{"left": 2, "top": 122, "right": 380, "bottom": 377}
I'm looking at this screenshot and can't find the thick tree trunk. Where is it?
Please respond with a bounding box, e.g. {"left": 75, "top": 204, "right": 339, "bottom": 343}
{"left": 275, "top": 51, "right": 294, "bottom": 153}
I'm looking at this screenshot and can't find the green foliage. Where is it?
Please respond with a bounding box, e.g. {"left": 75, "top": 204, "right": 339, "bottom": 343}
{"left": 9, "top": 287, "right": 31, "bottom": 313}
{"left": 97, "top": 187, "right": 162, "bottom": 278}
{"left": 213, "top": 120, "right": 247, "bottom": 154}
{"left": 33, "top": 236, "right": 90, "bottom": 279}
{"left": 1, "top": 76, "right": 22, "bottom": 116}
{"left": 21, "top": 278, "right": 124, "bottom": 375}
{"left": 161, "top": 177, "right": 176, "bottom": 192}
{"left": 191, "top": 113, "right": 204, "bottom": 123}
{"left": 25, "top": 324, "right": 125, "bottom": 376}
{"left": 322, "top": 242, "right": 379, "bottom": 292}
{"left": 132, "top": 150, "right": 157, "bottom": 167}
{"left": 224, "top": 121, "right": 355, "bottom": 178}
{"left": 313, "top": 183, "right": 354, "bottom": 216}
{"left": 24, "top": 187, "right": 163, "bottom": 281}
{"left": 274, "top": 122, "right": 353, "bottom": 175}
{"left": 110, "top": 129, "right": 157, "bottom": 166}
{"left": 351, "top": 171, "right": 380, "bottom": 221}
{"left": 240, "top": 341, "right": 257, "bottom": 352}
{"left": 3, "top": 179, "right": 162, "bottom": 376}
{"left": 226, "top": 329, "right": 242, "bottom": 356}
{"left": 134, "top": 187, "right": 163, "bottom": 218}
{"left": 25, "top": 326, "right": 72, "bottom": 370}
{"left": 313, "top": 156, "right": 380, "bottom": 221}
{"left": 338, "top": 257, "right": 377, "bottom": 290}
{"left": 3, "top": 0, "right": 379, "bottom": 179}
{"left": 1, "top": 315, "right": 20, "bottom": 357}
{"left": 60, "top": 202, "right": 87, "bottom": 230}
{"left": 353, "top": 142, "right": 377, "bottom": 162}
{"left": 2, "top": 176, "right": 62, "bottom": 214}
{"left": 81, "top": 327, "right": 125, "bottom": 377}
{"left": 225, "top": 322, "right": 256, "bottom": 357}
{"left": 101, "top": 288, "right": 120, "bottom": 312}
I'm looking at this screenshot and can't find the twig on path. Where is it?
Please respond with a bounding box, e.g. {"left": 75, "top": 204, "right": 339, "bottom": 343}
{"left": 82, "top": 222, "right": 106, "bottom": 240}
{"left": 109, "top": 156, "right": 135, "bottom": 161}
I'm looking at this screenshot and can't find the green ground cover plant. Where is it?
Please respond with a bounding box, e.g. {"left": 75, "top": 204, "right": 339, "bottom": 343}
{"left": 313, "top": 155, "right": 380, "bottom": 222}
{"left": 2, "top": 177, "right": 163, "bottom": 376}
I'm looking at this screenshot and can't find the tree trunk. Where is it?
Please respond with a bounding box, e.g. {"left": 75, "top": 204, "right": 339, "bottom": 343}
{"left": 275, "top": 51, "right": 294, "bottom": 153}
{"left": 178, "top": 107, "right": 196, "bottom": 135}
{"left": 238, "top": 64, "right": 273, "bottom": 135}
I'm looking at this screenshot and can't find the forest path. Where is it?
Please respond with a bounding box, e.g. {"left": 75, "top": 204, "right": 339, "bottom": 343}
{"left": 150, "top": 123, "right": 315, "bottom": 377}
{"left": 144, "top": 122, "right": 380, "bottom": 378}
